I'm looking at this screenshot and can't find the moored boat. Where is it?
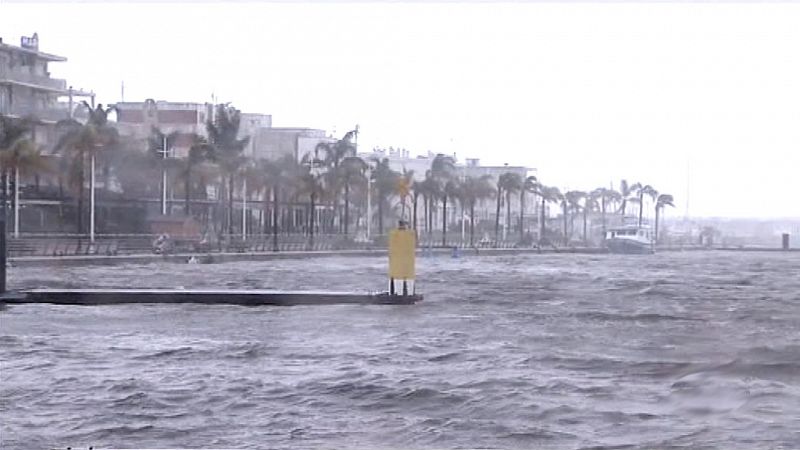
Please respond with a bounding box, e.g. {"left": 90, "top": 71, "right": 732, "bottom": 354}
{"left": 605, "top": 218, "right": 654, "bottom": 254}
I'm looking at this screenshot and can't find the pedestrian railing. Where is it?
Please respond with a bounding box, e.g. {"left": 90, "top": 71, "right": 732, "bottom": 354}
{"left": 7, "top": 233, "right": 536, "bottom": 257}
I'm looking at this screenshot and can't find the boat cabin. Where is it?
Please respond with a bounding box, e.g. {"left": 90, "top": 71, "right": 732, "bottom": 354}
{"left": 606, "top": 227, "right": 653, "bottom": 241}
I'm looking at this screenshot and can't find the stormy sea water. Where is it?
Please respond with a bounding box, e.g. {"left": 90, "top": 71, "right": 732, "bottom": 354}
{"left": 2, "top": 251, "right": 799, "bottom": 450}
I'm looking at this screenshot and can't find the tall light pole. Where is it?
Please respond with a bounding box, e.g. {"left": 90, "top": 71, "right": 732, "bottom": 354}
{"left": 161, "top": 134, "right": 168, "bottom": 216}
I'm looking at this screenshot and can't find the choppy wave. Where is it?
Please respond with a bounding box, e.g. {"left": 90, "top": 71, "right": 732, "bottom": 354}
{"left": 2, "top": 251, "right": 800, "bottom": 449}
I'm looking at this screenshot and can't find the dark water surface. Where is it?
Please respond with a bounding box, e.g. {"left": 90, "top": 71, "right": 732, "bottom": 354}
{"left": 2, "top": 252, "right": 800, "bottom": 449}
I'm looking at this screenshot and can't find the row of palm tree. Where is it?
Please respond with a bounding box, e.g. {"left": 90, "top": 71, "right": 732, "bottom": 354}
{"left": 529, "top": 181, "right": 675, "bottom": 245}
{"left": 2, "top": 105, "right": 676, "bottom": 246}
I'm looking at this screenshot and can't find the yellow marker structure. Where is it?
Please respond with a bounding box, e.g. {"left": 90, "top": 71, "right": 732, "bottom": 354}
{"left": 388, "top": 227, "right": 416, "bottom": 295}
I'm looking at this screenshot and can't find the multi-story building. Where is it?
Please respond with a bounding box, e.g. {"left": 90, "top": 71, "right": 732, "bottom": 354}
{"left": 114, "top": 100, "right": 215, "bottom": 158}
{"left": 359, "top": 148, "right": 434, "bottom": 180}
{"left": 255, "top": 127, "right": 335, "bottom": 162}
{"left": 114, "top": 100, "right": 280, "bottom": 161}
{"left": 0, "top": 33, "right": 93, "bottom": 150}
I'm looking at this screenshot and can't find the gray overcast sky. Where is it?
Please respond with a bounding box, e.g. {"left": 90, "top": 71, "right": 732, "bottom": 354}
{"left": 2, "top": 1, "right": 799, "bottom": 218}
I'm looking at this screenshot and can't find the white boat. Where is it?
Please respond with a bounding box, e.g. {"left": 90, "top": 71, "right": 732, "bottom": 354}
{"left": 605, "top": 218, "right": 654, "bottom": 254}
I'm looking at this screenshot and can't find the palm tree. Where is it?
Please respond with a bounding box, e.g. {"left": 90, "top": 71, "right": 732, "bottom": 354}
{"left": 430, "top": 154, "right": 456, "bottom": 245}
{"left": 411, "top": 178, "right": 422, "bottom": 232}
{"left": 442, "top": 178, "right": 460, "bottom": 246}
{"left": 206, "top": 104, "right": 250, "bottom": 234}
{"left": 535, "top": 184, "right": 561, "bottom": 245}
{"left": 503, "top": 173, "right": 523, "bottom": 242}
{"left": 519, "top": 175, "right": 538, "bottom": 242}
{"left": 460, "top": 175, "right": 494, "bottom": 246}
{"left": 338, "top": 155, "right": 367, "bottom": 237}
{"left": 320, "top": 130, "right": 357, "bottom": 232}
{"left": 632, "top": 183, "right": 658, "bottom": 226}
{"left": 178, "top": 134, "right": 211, "bottom": 216}
{"left": 591, "top": 187, "right": 621, "bottom": 239}
{"left": 494, "top": 177, "right": 503, "bottom": 244}
{"left": 55, "top": 102, "right": 118, "bottom": 235}
{"left": 371, "top": 157, "right": 400, "bottom": 235}
{"left": 564, "top": 190, "right": 585, "bottom": 245}
{"left": 419, "top": 171, "right": 439, "bottom": 235}
{"left": 321, "top": 129, "right": 357, "bottom": 170}
{"left": 618, "top": 179, "right": 634, "bottom": 216}
{"left": 253, "top": 155, "right": 300, "bottom": 250}
{"left": 0, "top": 115, "right": 50, "bottom": 237}
{"left": 299, "top": 151, "right": 326, "bottom": 249}
{"left": 398, "top": 168, "right": 414, "bottom": 222}
{"left": 654, "top": 193, "right": 674, "bottom": 243}
{"left": 582, "top": 191, "right": 599, "bottom": 245}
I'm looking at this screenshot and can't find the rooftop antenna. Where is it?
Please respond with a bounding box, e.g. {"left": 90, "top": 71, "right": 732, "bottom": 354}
{"left": 120, "top": 80, "right": 125, "bottom": 102}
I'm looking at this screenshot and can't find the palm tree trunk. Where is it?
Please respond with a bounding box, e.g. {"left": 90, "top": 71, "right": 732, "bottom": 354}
{"left": 1, "top": 169, "right": 6, "bottom": 218}
{"left": 377, "top": 193, "right": 384, "bottom": 236}
{"left": 228, "top": 174, "right": 235, "bottom": 234}
{"left": 494, "top": 186, "right": 502, "bottom": 245}
{"left": 309, "top": 191, "right": 316, "bottom": 249}
{"left": 272, "top": 187, "right": 279, "bottom": 251}
{"left": 470, "top": 202, "right": 475, "bottom": 246}
{"left": 540, "top": 196, "right": 546, "bottom": 243}
{"left": 519, "top": 190, "right": 525, "bottom": 242}
{"left": 505, "top": 191, "right": 511, "bottom": 241}
{"left": 582, "top": 206, "right": 588, "bottom": 245}
{"left": 77, "top": 151, "right": 85, "bottom": 235}
{"left": 344, "top": 181, "right": 350, "bottom": 237}
{"left": 601, "top": 197, "right": 607, "bottom": 239}
{"left": 638, "top": 192, "right": 644, "bottom": 226}
{"left": 262, "top": 189, "right": 270, "bottom": 235}
{"left": 563, "top": 203, "right": 569, "bottom": 246}
{"left": 412, "top": 192, "right": 418, "bottom": 231}
{"left": 442, "top": 195, "right": 447, "bottom": 247}
{"left": 655, "top": 206, "right": 660, "bottom": 243}
{"left": 427, "top": 195, "right": 432, "bottom": 235}
{"left": 184, "top": 165, "right": 192, "bottom": 216}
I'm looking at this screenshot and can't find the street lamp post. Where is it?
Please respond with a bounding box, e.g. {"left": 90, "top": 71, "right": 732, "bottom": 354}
{"left": 160, "top": 134, "right": 168, "bottom": 216}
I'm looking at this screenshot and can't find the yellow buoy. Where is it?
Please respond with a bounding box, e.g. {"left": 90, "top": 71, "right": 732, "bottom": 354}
{"left": 388, "top": 222, "right": 416, "bottom": 295}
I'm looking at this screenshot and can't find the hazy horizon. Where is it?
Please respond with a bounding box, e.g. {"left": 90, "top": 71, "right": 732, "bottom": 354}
{"left": 2, "top": 1, "right": 799, "bottom": 219}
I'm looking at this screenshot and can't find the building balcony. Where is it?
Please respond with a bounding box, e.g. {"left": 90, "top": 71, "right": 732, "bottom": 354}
{"left": 0, "top": 66, "right": 67, "bottom": 92}
{"left": 1, "top": 102, "right": 73, "bottom": 123}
